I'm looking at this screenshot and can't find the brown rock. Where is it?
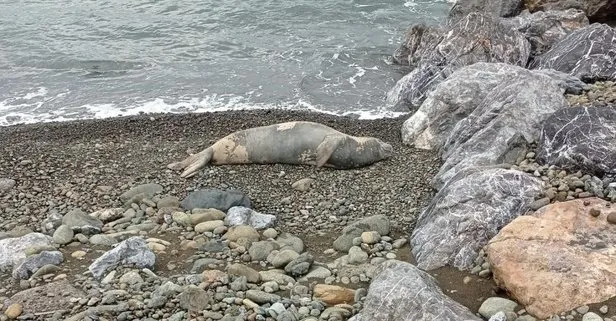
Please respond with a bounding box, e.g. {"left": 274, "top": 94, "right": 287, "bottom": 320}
{"left": 201, "top": 269, "right": 229, "bottom": 284}
{"left": 313, "top": 284, "right": 355, "bottom": 306}
{"left": 486, "top": 198, "right": 616, "bottom": 319}
{"left": 607, "top": 212, "right": 616, "bottom": 224}
{"left": 590, "top": 208, "right": 601, "bottom": 217}
{"left": 4, "top": 303, "right": 22, "bottom": 319}
{"left": 190, "top": 209, "right": 226, "bottom": 225}
{"left": 225, "top": 225, "right": 260, "bottom": 242}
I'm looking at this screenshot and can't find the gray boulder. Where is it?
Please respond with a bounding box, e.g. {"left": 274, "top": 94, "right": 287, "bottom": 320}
{"left": 89, "top": 237, "right": 156, "bottom": 279}
{"left": 62, "top": 209, "right": 103, "bottom": 235}
{"left": 401, "top": 62, "right": 585, "bottom": 150}
{"left": 41, "top": 210, "right": 63, "bottom": 235}
{"left": 434, "top": 69, "right": 567, "bottom": 187}
{"left": 531, "top": 23, "right": 616, "bottom": 82}
{"left": 502, "top": 9, "right": 589, "bottom": 58}
{"left": 388, "top": 12, "right": 530, "bottom": 109}
{"left": 411, "top": 167, "right": 542, "bottom": 271}
{"left": 523, "top": 0, "right": 616, "bottom": 22}
{"left": 149, "top": 281, "right": 182, "bottom": 308}
{"left": 0, "top": 233, "right": 54, "bottom": 271}
{"left": 0, "top": 178, "right": 15, "bottom": 195}
{"left": 181, "top": 189, "right": 251, "bottom": 212}
{"left": 348, "top": 260, "right": 481, "bottom": 321}
{"left": 119, "top": 183, "right": 163, "bottom": 202}
{"left": 392, "top": 24, "right": 444, "bottom": 66}
{"left": 225, "top": 206, "right": 277, "bottom": 230}
{"left": 333, "top": 215, "right": 390, "bottom": 252}
{"left": 537, "top": 106, "right": 616, "bottom": 175}
{"left": 12, "top": 250, "right": 64, "bottom": 279}
{"left": 448, "top": 0, "right": 523, "bottom": 22}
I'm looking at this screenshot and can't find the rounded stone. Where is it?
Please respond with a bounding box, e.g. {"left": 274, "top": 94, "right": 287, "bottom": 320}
{"left": 347, "top": 246, "right": 368, "bottom": 264}
{"left": 225, "top": 225, "right": 260, "bottom": 242}
{"left": 194, "top": 220, "right": 224, "bottom": 233}
{"left": 607, "top": 212, "right": 616, "bottom": 224}
{"left": 360, "top": 231, "right": 380, "bottom": 244}
{"left": 262, "top": 228, "right": 278, "bottom": 239}
{"left": 52, "top": 225, "right": 74, "bottom": 245}
{"left": 4, "top": 303, "right": 22, "bottom": 319}
{"left": 479, "top": 297, "right": 518, "bottom": 319}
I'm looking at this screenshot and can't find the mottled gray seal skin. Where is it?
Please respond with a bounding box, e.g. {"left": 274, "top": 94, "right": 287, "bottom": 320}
{"left": 168, "top": 121, "right": 394, "bottom": 178}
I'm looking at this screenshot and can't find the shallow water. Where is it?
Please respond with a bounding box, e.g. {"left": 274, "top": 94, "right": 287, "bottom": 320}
{"left": 0, "top": 0, "right": 450, "bottom": 125}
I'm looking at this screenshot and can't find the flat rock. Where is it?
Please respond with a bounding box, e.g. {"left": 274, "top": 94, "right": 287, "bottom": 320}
{"left": 178, "top": 285, "right": 209, "bottom": 311}
{"left": 90, "top": 208, "right": 124, "bottom": 223}
{"left": 12, "top": 250, "right": 64, "bottom": 279}
{"left": 313, "top": 284, "right": 355, "bottom": 306}
{"left": 227, "top": 263, "right": 261, "bottom": 283}
{"left": 291, "top": 178, "right": 315, "bottom": 191}
{"left": 411, "top": 167, "right": 542, "bottom": 271}
{"left": 479, "top": 297, "right": 518, "bottom": 319}
{"left": 181, "top": 188, "right": 251, "bottom": 211}
{"left": 225, "top": 206, "right": 277, "bottom": 229}
{"left": 62, "top": 209, "right": 103, "bottom": 235}
{"left": 537, "top": 106, "right": 616, "bottom": 175}
{"left": 531, "top": 23, "right": 616, "bottom": 82}
{"left": 0, "top": 233, "right": 54, "bottom": 272}
{"left": 88, "top": 236, "right": 156, "bottom": 279}
{"left": 348, "top": 260, "right": 481, "bottom": 321}
{"left": 502, "top": 9, "right": 589, "bottom": 58}
{"left": 7, "top": 280, "right": 85, "bottom": 314}
{"left": 249, "top": 241, "right": 279, "bottom": 261}
{"left": 486, "top": 198, "right": 616, "bottom": 319}
{"left": 225, "top": 225, "right": 260, "bottom": 242}
{"left": 246, "top": 290, "right": 281, "bottom": 304}
{"left": 119, "top": 183, "right": 163, "bottom": 202}
{"left": 276, "top": 232, "right": 304, "bottom": 253}
{"left": 89, "top": 234, "right": 117, "bottom": 246}
{"left": 388, "top": 12, "right": 530, "bottom": 109}
{"left": 190, "top": 209, "right": 226, "bottom": 225}
{"left": 284, "top": 252, "right": 314, "bottom": 276}
{"left": 194, "top": 220, "right": 224, "bottom": 233}
{"left": 268, "top": 249, "right": 299, "bottom": 268}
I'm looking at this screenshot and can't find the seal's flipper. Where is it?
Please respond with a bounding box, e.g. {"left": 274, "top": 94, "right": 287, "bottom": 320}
{"left": 167, "top": 148, "right": 213, "bottom": 178}
{"left": 315, "top": 136, "right": 343, "bottom": 167}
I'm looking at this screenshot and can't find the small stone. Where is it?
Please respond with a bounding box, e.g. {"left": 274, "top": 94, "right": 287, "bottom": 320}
{"left": 590, "top": 208, "right": 601, "bottom": 217}
{"left": 71, "top": 251, "right": 86, "bottom": 259}
{"left": 292, "top": 178, "right": 314, "bottom": 192}
{"left": 178, "top": 285, "right": 209, "bottom": 311}
{"left": 479, "top": 297, "right": 518, "bottom": 319}
{"left": 246, "top": 290, "right": 281, "bottom": 304}
{"left": 489, "top": 311, "right": 507, "bottom": 321}
{"left": 52, "top": 225, "right": 73, "bottom": 245}
{"left": 582, "top": 312, "right": 603, "bottom": 321}
{"left": 262, "top": 228, "right": 278, "bottom": 239}
{"left": 360, "top": 231, "right": 380, "bottom": 244}
{"left": 227, "top": 263, "right": 260, "bottom": 283}
{"left": 392, "top": 238, "right": 406, "bottom": 249}
{"left": 607, "top": 212, "right": 616, "bottom": 224}
{"left": 269, "top": 249, "right": 299, "bottom": 268}
{"left": 225, "top": 206, "right": 277, "bottom": 230}
{"left": 194, "top": 220, "right": 224, "bottom": 233}
{"left": 530, "top": 197, "right": 550, "bottom": 210}
{"left": 89, "top": 234, "right": 117, "bottom": 246}
{"left": 577, "top": 306, "right": 590, "bottom": 314}
{"left": 600, "top": 305, "right": 609, "bottom": 314}
{"left": 225, "top": 225, "right": 260, "bottom": 242}
{"left": 171, "top": 212, "right": 191, "bottom": 227}
{"left": 347, "top": 246, "right": 368, "bottom": 264}
{"left": 119, "top": 271, "right": 143, "bottom": 285}
{"left": 312, "top": 284, "right": 355, "bottom": 306}
{"left": 4, "top": 303, "right": 22, "bottom": 319}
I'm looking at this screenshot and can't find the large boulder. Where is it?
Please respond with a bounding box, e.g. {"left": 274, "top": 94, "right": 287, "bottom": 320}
{"left": 411, "top": 167, "right": 542, "bottom": 271}
{"left": 531, "top": 23, "right": 616, "bottom": 82}
{"left": 537, "top": 106, "right": 616, "bottom": 175}
{"left": 434, "top": 69, "right": 567, "bottom": 187}
{"left": 89, "top": 237, "right": 155, "bottom": 279}
{"left": 401, "top": 63, "right": 584, "bottom": 150}
{"left": 448, "top": 0, "right": 523, "bottom": 22}
{"left": 502, "top": 9, "right": 589, "bottom": 58}
{"left": 524, "top": 0, "right": 616, "bottom": 23}
{"left": 348, "top": 260, "right": 481, "bottom": 321}
{"left": 62, "top": 209, "right": 103, "bottom": 235}
{"left": 388, "top": 12, "right": 531, "bottom": 109}
{"left": 486, "top": 198, "right": 616, "bottom": 319}
{"left": 181, "top": 189, "right": 251, "bottom": 212}
{"left": 7, "top": 280, "right": 85, "bottom": 315}
{"left": 0, "top": 233, "right": 54, "bottom": 272}
{"left": 392, "top": 24, "right": 444, "bottom": 66}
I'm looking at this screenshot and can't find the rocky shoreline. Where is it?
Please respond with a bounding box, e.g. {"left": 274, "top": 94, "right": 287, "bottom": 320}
{"left": 1, "top": 0, "right": 616, "bottom": 320}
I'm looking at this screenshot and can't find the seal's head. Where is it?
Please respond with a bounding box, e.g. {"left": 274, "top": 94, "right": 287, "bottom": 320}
{"left": 378, "top": 139, "right": 394, "bottom": 159}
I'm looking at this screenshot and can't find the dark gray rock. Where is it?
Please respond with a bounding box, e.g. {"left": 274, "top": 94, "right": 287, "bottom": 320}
{"left": 531, "top": 23, "right": 616, "bottom": 82}
{"left": 181, "top": 189, "right": 251, "bottom": 212}
{"left": 52, "top": 225, "right": 73, "bottom": 245}
{"left": 246, "top": 290, "right": 281, "bottom": 304}
{"left": 41, "top": 210, "right": 63, "bottom": 235}
{"left": 148, "top": 281, "right": 182, "bottom": 308}
{"left": 12, "top": 251, "right": 64, "bottom": 279}
{"left": 88, "top": 237, "right": 156, "bottom": 279}
{"left": 348, "top": 260, "right": 481, "bottom": 321}
{"left": 411, "top": 167, "right": 542, "bottom": 271}
{"left": 333, "top": 215, "right": 390, "bottom": 252}
{"left": 284, "top": 253, "right": 314, "bottom": 276}
{"left": 537, "top": 106, "right": 616, "bottom": 175}
{"left": 249, "top": 241, "right": 279, "bottom": 261}
{"left": 388, "top": 12, "right": 530, "bottom": 109}
{"left": 225, "top": 206, "right": 277, "bottom": 230}
{"left": 502, "top": 9, "right": 589, "bottom": 58}
{"left": 200, "top": 240, "right": 229, "bottom": 253}
{"left": 392, "top": 24, "right": 444, "bottom": 66}
{"left": 448, "top": 0, "right": 523, "bottom": 22}
{"left": 524, "top": 0, "right": 616, "bottom": 23}
{"left": 62, "top": 209, "right": 103, "bottom": 235}
{"left": 0, "top": 233, "right": 54, "bottom": 271}
{"left": 434, "top": 69, "right": 567, "bottom": 187}
{"left": 119, "top": 183, "right": 163, "bottom": 202}
{"left": 0, "top": 178, "right": 15, "bottom": 195}
{"left": 402, "top": 63, "right": 584, "bottom": 150}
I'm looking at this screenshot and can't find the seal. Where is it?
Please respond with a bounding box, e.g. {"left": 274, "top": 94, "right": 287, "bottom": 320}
{"left": 168, "top": 121, "right": 394, "bottom": 178}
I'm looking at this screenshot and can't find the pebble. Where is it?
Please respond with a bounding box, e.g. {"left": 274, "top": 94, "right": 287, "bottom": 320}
{"left": 360, "top": 231, "right": 380, "bottom": 244}
{"left": 71, "top": 251, "right": 86, "bottom": 259}
{"left": 4, "top": 303, "right": 22, "bottom": 319}
{"left": 607, "top": 212, "right": 616, "bottom": 224}
{"left": 583, "top": 312, "right": 603, "bottom": 321}
{"left": 479, "top": 297, "right": 518, "bottom": 319}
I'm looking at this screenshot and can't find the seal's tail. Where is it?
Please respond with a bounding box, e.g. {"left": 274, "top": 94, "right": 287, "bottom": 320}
{"left": 167, "top": 148, "right": 213, "bottom": 178}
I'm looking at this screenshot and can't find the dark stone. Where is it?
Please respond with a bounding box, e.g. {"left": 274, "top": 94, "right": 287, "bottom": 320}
{"left": 392, "top": 24, "right": 444, "bottom": 66}
{"left": 348, "top": 260, "right": 481, "bottom": 321}
{"left": 411, "top": 167, "right": 542, "bottom": 271}
{"left": 433, "top": 68, "right": 567, "bottom": 187}
{"left": 62, "top": 209, "right": 103, "bottom": 235}
{"left": 12, "top": 251, "right": 64, "bottom": 280}
{"left": 531, "top": 23, "right": 616, "bottom": 82}
{"left": 200, "top": 240, "right": 229, "bottom": 253}
{"left": 388, "top": 12, "right": 530, "bottom": 109}
{"left": 181, "top": 189, "right": 251, "bottom": 212}
{"left": 607, "top": 212, "right": 616, "bottom": 224}
{"left": 537, "top": 106, "right": 616, "bottom": 175}
{"left": 284, "top": 253, "right": 314, "bottom": 277}
{"left": 590, "top": 208, "right": 602, "bottom": 217}
{"left": 502, "top": 9, "right": 589, "bottom": 58}
{"left": 524, "top": 0, "right": 616, "bottom": 23}
{"left": 119, "top": 183, "right": 163, "bottom": 202}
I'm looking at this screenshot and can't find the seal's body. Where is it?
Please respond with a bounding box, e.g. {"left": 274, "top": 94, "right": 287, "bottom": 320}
{"left": 168, "top": 121, "right": 393, "bottom": 178}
